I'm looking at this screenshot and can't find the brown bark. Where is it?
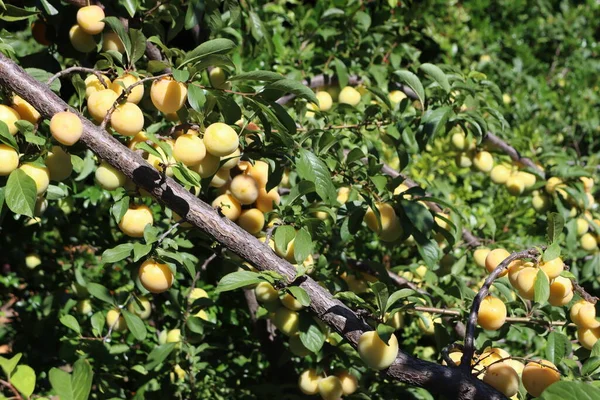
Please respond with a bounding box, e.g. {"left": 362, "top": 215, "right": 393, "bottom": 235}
{"left": 0, "top": 53, "right": 507, "bottom": 400}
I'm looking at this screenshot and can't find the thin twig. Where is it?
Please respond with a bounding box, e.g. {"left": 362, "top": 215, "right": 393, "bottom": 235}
{"left": 572, "top": 281, "right": 599, "bottom": 304}
{"left": 183, "top": 253, "right": 217, "bottom": 319}
{"left": 47, "top": 67, "right": 109, "bottom": 87}
{"left": 157, "top": 220, "right": 183, "bottom": 245}
{"left": 0, "top": 379, "right": 22, "bottom": 400}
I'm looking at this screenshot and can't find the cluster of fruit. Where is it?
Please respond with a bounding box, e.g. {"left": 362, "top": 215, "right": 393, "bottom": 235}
{"left": 69, "top": 6, "right": 124, "bottom": 53}
{"left": 298, "top": 369, "right": 358, "bottom": 400}
{"left": 305, "top": 86, "right": 362, "bottom": 117}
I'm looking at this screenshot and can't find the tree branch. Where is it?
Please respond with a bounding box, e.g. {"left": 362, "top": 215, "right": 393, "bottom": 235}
{"left": 47, "top": 67, "right": 109, "bottom": 87}
{"left": 0, "top": 53, "right": 507, "bottom": 400}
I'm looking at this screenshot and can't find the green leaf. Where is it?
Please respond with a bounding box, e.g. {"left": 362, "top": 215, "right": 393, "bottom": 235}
{"left": 333, "top": 58, "right": 349, "bottom": 88}
{"left": 145, "top": 343, "right": 176, "bottom": 370}
{"left": 421, "top": 106, "right": 453, "bottom": 144}
{"left": 385, "top": 289, "right": 415, "bottom": 312}
{"left": 293, "top": 228, "right": 312, "bottom": 264}
{"left": 274, "top": 225, "right": 296, "bottom": 255}
{"left": 11, "top": 365, "right": 35, "bottom": 397}
{"left": 547, "top": 213, "right": 565, "bottom": 244}
{"left": 288, "top": 287, "right": 311, "bottom": 307}
{"left": 71, "top": 359, "right": 93, "bottom": 400}
{"left": 394, "top": 70, "right": 425, "bottom": 107}
{"left": 545, "top": 331, "right": 568, "bottom": 365}
{"left": 187, "top": 316, "right": 204, "bottom": 334}
{"left": 49, "top": 368, "right": 73, "bottom": 400}
{"left": 5, "top": 169, "right": 36, "bottom": 217}
{"left": 187, "top": 84, "right": 206, "bottom": 112}
{"left": 371, "top": 282, "right": 389, "bottom": 318}
{"left": 103, "top": 17, "right": 132, "bottom": 63}
{"left": 248, "top": 11, "right": 273, "bottom": 56}
{"left": 132, "top": 243, "right": 152, "bottom": 262}
{"left": 26, "top": 68, "right": 61, "bottom": 92}
{"left": 216, "top": 271, "right": 262, "bottom": 292}
{"left": 376, "top": 324, "right": 395, "bottom": 345}
{"left": 122, "top": 0, "right": 137, "bottom": 18}
{"left": 121, "top": 310, "right": 147, "bottom": 341}
{"left": 582, "top": 356, "right": 600, "bottom": 377}
{"left": 90, "top": 312, "right": 105, "bottom": 337}
{"left": 0, "top": 5, "right": 38, "bottom": 21}
{"left": 128, "top": 29, "right": 147, "bottom": 65}
{"left": 543, "top": 243, "right": 561, "bottom": 262}
{"left": 534, "top": 269, "right": 550, "bottom": 305}
{"left": 60, "top": 315, "right": 81, "bottom": 334}
{"left": 0, "top": 353, "right": 22, "bottom": 377}
{"left": 0, "top": 120, "right": 18, "bottom": 150}
{"left": 419, "top": 63, "right": 450, "bottom": 93}
{"left": 299, "top": 318, "right": 325, "bottom": 353}
{"left": 539, "top": 381, "right": 600, "bottom": 399}
{"left": 296, "top": 149, "right": 337, "bottom": 204}
{"left": 183, "top": 38, "right": 236, "bottom": 65}
{"left": 87, "top": 283, "right": 115, "bottom": 305}
{"left": 101, "top": 243, "right": 133, "bottom": 264}
{"left": 265, "top": 79, "right": 318, "bottom": 105}
{"left": 229, "top": 71, "right": 285, "bottom": 82}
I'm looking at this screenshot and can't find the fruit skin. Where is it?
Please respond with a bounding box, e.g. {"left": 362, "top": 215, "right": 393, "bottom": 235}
{"left": 111, "top": 103, "right": 144, "bottom": 136}
{"left": 298, "top": 369, "right": 321, "bottom": 395}
{"left": 12, "top": 96, "right": 40, "bottom": 123}
{"left": 477, "top": 296, "right": 507, "bottom": 331}
{"left": 364, "top": 202, "right": 397, "bottom": 233}
{"left": 76, "top": 299, "right": 92, "bottom": 315}
{"left": 211, "top": 194, "right": 242, "bottom": 221}
{"left": 150, "top": 77, "right": 188, "bottom": 113}
{"left": 545, "top": 177, "right": 564, "bottom": 194}
{"left": 247, "top": 160, "right": 269, "bottom": 188}
{"left": 272, "top": 307, "right": 299, "bottom": 336}
{"left": 338, "top": 86, "right": 361, "bottom": 106}
{"left": 254, "top": 282, "right": 278, "bottom": 304}
{"left": 110, "top": 74, "right": 144, "bottom": 104}
{"left": 336, "top": 371, "right": 358, "bottom": 395}
{"left": 577, "top": 326, "right": 600, "bottom": 350}
{"left": 166, "top": 328, "right": 181, "bottom": 343}
{"left": 318, "top": 376, "right": 343, "bottom": 400}
{"left": 173, "top": 132, "right": 206, "bottom": 166}
{"left": 473, "top": 151, "right": 494, "bottom": 172}
{"left": 102, "top": 32, "right": 125, "bottom": 52}
{"left": 532, "top": 193, "right": 551, "bottom": 212}
{"left": 230, "top": 174, "right": 259, "bottom": 205}
{"left": 209, "top": 67, "right": 231, "bottom": 90}
{"left": 106, "top": 309, "right": 127, "bottom": 331}
{"left": 50, "top": 112, "right": 83, "bottom": 145}
{"left": 539, "top": 257, "right": 563, "bottom": 279}
{"left": 308, "top": 91, "right": 333, "bottom": 112}
{"left": 46, "top": 146, "right": 73, "bottom": 181}
{"left": 88, "top": 89, "right": 119, "bottom": 122}
{"left": 118, "top": 204, "right": 153, "bottom": 237}
{"left": 515, "top": 267, "right": 539, "bottom": 300}
{"left": 0, "top": 105, "right": 21, "bottom": 135}
{"left": 127, "top": 296, "right": 152, "bottom": 319}
{"left": 389, "top": 90, "right": 407, "bottom": 105}
{"left": 288, "top": 334, "right": 311, "bottom": 357}
{"left": 473, "top": 248, "right": 490, "bottom": 268}
{"left": 203, "top": 123, "right": 239, "bottom": 157}
{"left": 138, "top": 259, "right": 174, "bottom": 293}
{"left": 95, "top": 161, "right": 126, "bottom": 190}
{"left": 521, "top": 360, "right": 561, "bottom": 397}
{"left": 506, "top": 175, "right": 525, "bottom": 196}
{"left": 25, "top": 253, "right": 41, "bottom": 269}
{"left": 146, "top": 139, "right": 175, "bottom": 177}
{"left": 85, "top": 74, "right": 111, "bottom": 99}
{"left": 581, "top": 233, "right": 598, "bottom": 252}
{"left": 256, "top": 187, "right": 280, "bottom": 212}
{"left": 237, "top": 208, "right": 265, "bottom": 235}
{"left": 417, "top": 312, "right": 440, "bottom": 335}
{"left": 191, "top": 152, "right": 220, "bottom": 178}
{"left": 20, "top": 163, "right": 50, "bottom": 195}
{"left": 0, "top": 144, "right": 19, "bottom": 176}
{"left": 76, "top": 5, "right": 105, "bottom": 35}
{"left": 357, "top": 331, "right": 399, "bottom": 370}
{"left": 490, "top": 165, "right": 511, "bottom": 184}
{"left": 548, "top": 276, "right": 574, "bottom": 307}
{"left": 281, "top": 292, "right": 303, "bottom": 311}
{"left": 69, "top": 25, "right": 96, "bottom": 53}
{"left": 485, "top": 248, "right": 510, "bottom": 277}
{"left": 571, "top": 300, "right": 600, "bottom": 328}
{"left": 483, "top": 363, "right": 519, "bottom": 397}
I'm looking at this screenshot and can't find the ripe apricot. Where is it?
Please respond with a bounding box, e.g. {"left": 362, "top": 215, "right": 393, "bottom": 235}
{"left": 95, "top": 161, "right": 126, "bottom": 190}
{"left": 166, "top": 328, "right": 181, "bottom": 343}
{"left": 127, "top": 296, "right": 152, "bottom": 320}
{"left": 139, "top": 259, "right": 174, "bottom": 293}
{"left": 365, "top": 202, "right": 397, "bottom": 234}
{"left": 211, "top": 194, "right": 242, "bottom": 221}
{"left": 246, "top": 160, "right": 269, "bottom": 188}
{"left": 46, "top": 146, "right": 73, "bottom": 181}
{"left": 111, "top": 102, "right": 144, "bottom": 136}
{"left": 88, "top": 89, "right": 119, "bottom": 122}
{"left": 0, "top": 144, "right": 19, "bottom": 176}
{"left": 539, "top": 257, "right": 563, "bottom": 279}
{"left": 255, "top": 282, "right": 278, "bottom": 304}
{"left": 280, "top": 292, "right": 303, "bottom": 311}
{"left": 336, "top": 371, "right": 358, "bottom": 395}
{"left": 69, "top": 24, "right": 96, "bottom": 53}
{"left": 339, "top": 86, "right": 361, "bottom": 106}
{"left": 577, "top": 326, "right": 600, "bottom": 350}
{"left": 477, "top": 295, "right": 507, "bottom": 331}
{"left": 389, "top": 90, "right": 407, "bottom": 105}
{"left": 517, "top": 171, "right": 536, "bottom": 189}
{"left": 308, "top": 91, "right": 333, "bottom": 112}
{"left": 188, "top": 152, "right": 218, "bottom": 178}
{"left": 12, "top": 96, "right": 40, "bottom": 123}
{"left": 172, "top": 132, "right": 206, "bottom": 166}
{"left": 0, "top": 105, "right": 20, "bottom": 135}
{"left": 203, "top": 122, "right": 239, "bottom": 157}
{"left": 209, "top": 67, "right": 231, "bottom": 90}
{"left": 545, "top": 177, "right": 564, "bottom": 194}
{"left": 230, "top": 174, "right": 259, "bottom": 205}
{"left": 485, "top": 248, "right": 510, "bottom": 277}
{"left": 490, "top": 165, "right": 511, "bottom": 184}
{"left": 506, "top": 175, "right": 525, "bottom": 196}
{"left": 102, "top": 32, "right": 125, "bottom": 52}
{"left": 106, "top": 309, "right": 127, "bottom": 331}
{"left": 298, "top": 369, "right": 321, "bottom": 395}
{"left": 318, "top": 376, "right": 343, "bottom": 400}
{"left": 473, "top": 151, "right": 494, "bottom": 172}
{"left": 522, "top": 360, "right": 561, "bottom": 397}
{"left": 571, "top": 300, "right": 600, "bottom": 328}
{"left": 76, "top": 5, "right": 105, "bottom": 35}
{"left": 85, "top": 74, "right": 110, "bottom": 99}
{"left": 50, "top": 111, "right": 82, "bottom": 145}
{"left": 581, "top": 233, "right": 598, "bottom": 252}
{"left": 478, "top": 347, "right": 511, "bottom": 367}
{"left": 515, "top": 266, "right": 539, "bottom": 300}
{"left": 118, "top": 204, "right": 153, "bottom": 237}
{"left": 357, "top": 331, "right": 399, "bottom": 370}
{"left": 483, "top": 363, "right": 519, "bottom": 397}
{"left": 110, "top": 74, "right": 144, "bottom": 104}
{"left": 548, "top": 276, "right": 574, "bottom": 307}
{"left": 473, "top": 247, "right": 490, "bottom": 268}
{"left": 76, "top": 299, "right": 92, "bottom": 315}
{"left": 147, "top": 140, "right": 175, "bottom": 177}
{"left": 532, "top": 192, "right": 551, "bottom": 212}
{"left": 256, "top": 187, "right": 280, "bottom": 212}
{"left": 272, "top": 307, "right": 299, "bottom": 336}
{"left": 237, "top": 208, "right": 265, "bottom": 235}
{"left": 508, "top": 260, "right": 532, "bottom": 287}
{"left": 150, "top": 77, "right": 188, "bottom": 114}
{"left": 20, "top": 163, "right": 50, "bottom": 195}
{"left": 385, "top": 311, "right": 404, "bottom": 330}
{"left": 417, "top": 312, "right": 441, "bottom": 335}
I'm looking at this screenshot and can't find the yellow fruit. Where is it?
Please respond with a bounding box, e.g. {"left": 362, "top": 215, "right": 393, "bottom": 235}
{"left": 365, "top": 202, "right": 397, "bottom": 234}
{"left": 76, "top": 5, "right": 105, "bottom": 35}
{"left": 456, "top": 152, "right": 473, "bottom": 168}
{"left": 576, "top": 218, "right": 589, "bottom": 236}
{"left": 581, "top": 233, "right": 598, "bottom": 252}
{"left": 173, "top": 132, "right": 206, "bottom": 166}
{"left": 166, "top": 328, "right": 181, "bottom": 343}
{"left": 84, "top": 74, "right": 110, "bottom": 99}
{"left": 338, "top": 86, "right": 361, "bottom": 106}
{"left": 138, "top": 259, "right": 174, "bottom": 294}
{"left": 417, "top": 312, "right": 441, "bottom": 335}
{"left": 281, "top": 292, "right": 303, "bottom": 311}
{"left": 272, "top": 307, "right": 299, "bottom": 336}
{"left": 76, "top": 299, "right": 92, "bottom": 315}
{"left": 473, "top": 248, "right": 491, "bottom": 268}
{"left": 150, "top": 77, "right": 188, "bottom": 114}
{"left": 506, "top": 175, "right": 525, "bottom": 196}
{"left": 0, "top": 104, "right": 20, "bottom": 135}
{"left": 473, "top": 151, "right": 494, "bottom": 172}
{"left": 298, "top": 369, "right": 321, "bottom": 395}
{"left": 548, "top": 276, "right": 574, "bottom": 307}
{"left": 69, "top": 24, "right": 96, "bottom": 53}
{"left": 485, "top": 248, "right": 510, "bottom": 277}
{"left": 522, "top": 360, "right": 561, "bottom": 398}
{"left": 0, "top": 144, "right": 19, "bottom": 176}
{"left": 102, "top": 32, "right": 125, "bottom": 52}
{"left": 477, "top": 296, "right": 507, "bottom": 331}
{"left": 581, "top": 177, "right": 594, "bottom": 192}
{"left": 507, "top": 359, "right": 525, "bottom": 376}
{"left": 95, "top": 161, "right": 126, "bottom": 190}
{"left": 256, "top": 187, "right": 280, "bottom": 213}
{"left": 479, "top": 347, "right": 511, "bottom": 367}
{"left": 577, "top": 327, "right": 600, "bottom": 350}
{"left": 357, "top": 331, "right": 399, "bottom": 370}
{"left": 318, "top": 376, "right": 343, "bottom": 400}
{"left": 20, "top": 163, "right": 50, "bottom": 195}
{"left": 210, "top": 167, "right": 230, "bottom": 188}
{"left": 106, "top": 309, "right": 127, "bottom": 331}
{"left": 571, "top": 300, "right": 600, "bottom": 328}
{"left": 220, "top": 147, "right": 241, "bottom": 170}
{"left": 288, "top": 334, "right": 311, "bottom": 357}
{"left": 507, "top": 259, "right": 530, "bottom": 288}
{"left": 25, "top": 253, "right": 41, "bottom": 269}
{"left": 483, "top": 363, "right": 519, "bottom": 397}
{"left": 532, "top": 193, "right": 551, "bottom": 212}
{"left": 451, "top": 130, "right": 467, "bottom": 151}
{"left": 229, "top": 174, "right": 259, "bottom": 205}
{"left": 336, "top": 371, "right": 358, "bottom": 395}
{"left": 209, "top": 67, "right": 230, "bottom": 90}
{"left": 191, "top": 152, "right": 220, "bottom": 178}
{"left": 312, "top": 91, "right": 333, "bottom": 111}
{"left": 118, "top": 204, "right": 153, "bottom": 237}
{"left": 203, "top": 123, "right": 239, "bottom": 157}
{"left": 442, "top": 351, "right": 464, "bottom": 366}
{"left": 211, "top": 194, "right": 242, "bottom": 221}
{"left": 46, "top": 146, "right": 73, "bottom": 181}
{"left": 540, "top": 257, "right": 563, "bottom": 279}
{"left": 244, "top": 160, "right": 269, "bottom": 188}
{"left": 337, "top": 187, "right": 351, "bottom": 204}
{"left": 12, "top": 96, "right": 40, "bottom": 123}
{"left": 340, "top": 272, "right": 368, "bottom": 294}
{"left": 389, "top": 90, "right": 407, "bottom": 105}
{"left": 189, "top": 288, "right": 208, "bottom": 301}
{"left": 254, "top": 282, "right": 278, "bottom": 304}
{"left": 237, "top": 208, "right": 265, "bottom": 235}
{"left": 110, "top": 74, "right": 144, "bottom": 104}
{"left": 50, "top": 111, "right": 82, "bottom": 145}
{"left": 385, "top": 311, "right": 404, "bottom": 330}
{"left": 88, "top": 89, "right": 119, "bottom": 122}
{"left": 517, "top": 171, "right": 537, "bottom": 189}
{"left": 146, "top": 140, "right": 175, "bottom": 177}
{"left": 515, "top": 267, "right": 539, "bottom": 300}
{"left": 490, "top": 165, "right": 511, "bottom": 184}
{"left": 545, "top": 177, "right": 564, "bottom": 195}
{"left": 111, "top": 103, "right": 144, "bottom": 136}
{"left": 127, "top": 296, "right": 152, "bottom": 319}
